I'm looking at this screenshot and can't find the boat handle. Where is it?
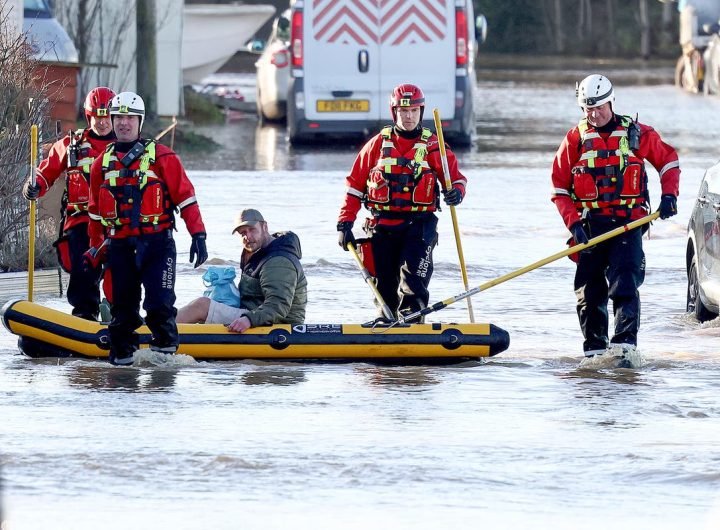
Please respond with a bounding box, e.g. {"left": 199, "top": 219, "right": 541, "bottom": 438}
{"left": 358, "top": 50, "right": 369, "bottom": 73}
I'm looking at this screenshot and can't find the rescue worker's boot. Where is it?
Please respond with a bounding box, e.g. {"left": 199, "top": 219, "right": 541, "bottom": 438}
{"left": 108, "top": 326, "right": 140, "bottom": 366}
{"left": 109, "top": 348, "right": 135, "bottom": 366}
{"left": 99, "top": 298, "right": 112, "bottom": 323}
{"left": 73, "top": 311, "right": 99, "bottom": 322}
{"left": 583, "top": 349, "right": 607, "bottom": 359}
{"left": 606, "top": 343, "right": 638, "bottom": 368}
{"left": 149, "top": 341, "right": 178, "bottom": 355}
{"left": 398, "top": 308, "right": 425, "bottom": 324}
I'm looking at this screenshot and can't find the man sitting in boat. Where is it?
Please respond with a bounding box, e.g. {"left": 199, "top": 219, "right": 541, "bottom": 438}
{"left": 177, "top": 209, "right": 307, "bottom": 331}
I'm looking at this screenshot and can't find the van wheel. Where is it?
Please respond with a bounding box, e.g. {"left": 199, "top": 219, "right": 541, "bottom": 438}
{"left": 453, "top": 131, "right": 472, "bottom": 148}
{"left": 288, "top": 132, "right": 309, "bottom": 146}
{"left": 687, "top": 259, "right": 716, "bottom": 321}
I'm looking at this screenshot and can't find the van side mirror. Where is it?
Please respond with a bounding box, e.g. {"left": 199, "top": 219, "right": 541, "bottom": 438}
{"left": 246, "top": 39, "right": 266, "bottom": 54}
{"left": 475, "top": 15, "right": 488, "bottom": 44}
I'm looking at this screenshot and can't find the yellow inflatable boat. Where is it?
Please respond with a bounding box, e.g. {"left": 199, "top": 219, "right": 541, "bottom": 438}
{"left": 1, "top": 300, "right": 510, "bottom": 364}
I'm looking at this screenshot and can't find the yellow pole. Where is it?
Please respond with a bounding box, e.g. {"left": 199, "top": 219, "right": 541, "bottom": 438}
{"left": 400, "top": 211, "right": 661, "bottom": 323}
{"left": 432, "top": 108, "right": 475, "bottom": 322}
{"left": 169, "top": 116, "right": 177, "bottom": 151}
{"left": 28, "top": 124, "right": 38, "bottom": 302}
{"left": 347, "top": 242, "right": 394, "bottom": 320}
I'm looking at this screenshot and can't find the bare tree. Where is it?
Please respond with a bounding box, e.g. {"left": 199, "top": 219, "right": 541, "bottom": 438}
{"left": 56, "top": 0, "right": 175, "bottom": 118}
{"left": 137, "top": 0, "right": 157, "bottom": 118}
{"left": 540, "top": 0, "right": 565, "bottom": 53}
{"left": 0, "top": 2, "right": 57, "bottom": 271}
{"left": 659, "top": 0, "right": 676, "bottom": 53}
{"left": 607, "top": 0, "right": 617, "bottom": 55}
{"left": 638, "top": 0, "right": 650, "bottom": 59}
{"left": 54, "top": 0, "right": 138, "bottom": 100}
{"left": 578, "top": 0, "right": 592, "bottom": 41}
{"left": 554, "top": 0, "right": 564, "bottom": 53}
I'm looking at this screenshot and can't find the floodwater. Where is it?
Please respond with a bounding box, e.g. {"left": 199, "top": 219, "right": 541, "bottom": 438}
{"left": 2, "top": 69, "right": 720, "bottom": 530}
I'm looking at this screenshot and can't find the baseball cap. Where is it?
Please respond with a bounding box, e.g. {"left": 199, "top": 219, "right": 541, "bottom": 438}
{"left": 232, "top": 208, "right": 265, "bottom": 233}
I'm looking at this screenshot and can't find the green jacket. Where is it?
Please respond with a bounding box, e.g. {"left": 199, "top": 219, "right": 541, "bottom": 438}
{"left": 239, "top": 231, "right": 307, "bottom": 327}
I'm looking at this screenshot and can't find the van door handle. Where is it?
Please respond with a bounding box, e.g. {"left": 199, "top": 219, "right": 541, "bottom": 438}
{"left": 358, "top": 50, "right": 369, "bottom": 73}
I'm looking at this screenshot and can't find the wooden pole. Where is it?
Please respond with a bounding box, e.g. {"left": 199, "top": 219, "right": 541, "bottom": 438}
{"left": 432, "top": 108, "right": 475, "bottom": 322}
{"left": 27, "top": 124, "right": 38, "bottom": 302}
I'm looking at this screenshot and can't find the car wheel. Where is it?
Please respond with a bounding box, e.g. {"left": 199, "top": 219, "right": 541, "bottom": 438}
{"left": 687, "top": 258, "right": 716, "bottom": 321}
{"left": 256, "top": 88, "right": 266, "bottom": 125}
{"left": 711, "top": 65, "right": 720, "bottom": 95}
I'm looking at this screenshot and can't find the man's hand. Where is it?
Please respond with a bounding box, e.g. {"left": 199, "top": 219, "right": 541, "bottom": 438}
{"left": 190, "top": 232, "right": 208, "bottom": 268}
{"left": 570, "top": 222, "right": 589, "bottom": 245}
{"left": 337, "top": 221, "right": 355, "bottom": 250}
{"left": 82, "top": 240, "right": 109, "bottom": 271}
{"left": 227, "top": 315, "right": 251, "bottom": 333}
{"left": 442, "top": 187, "right": 462, "bottom": 206}
{"left": 658, "top": 194, "right": 677, "bottom": 219}
{"left": 22, "top": 180, "right": 41, "bottom": 201}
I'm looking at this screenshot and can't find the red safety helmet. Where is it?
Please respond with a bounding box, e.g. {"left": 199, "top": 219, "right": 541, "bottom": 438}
{"left": 83, "top": 87, "right": 116, "bottom": 124}
{"left": 390, "top": 83, "right": 425, "bottom": 121}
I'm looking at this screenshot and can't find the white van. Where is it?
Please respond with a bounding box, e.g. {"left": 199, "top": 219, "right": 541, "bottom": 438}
{"left": 287, "top": 0, "right": 479, "bottom": 146}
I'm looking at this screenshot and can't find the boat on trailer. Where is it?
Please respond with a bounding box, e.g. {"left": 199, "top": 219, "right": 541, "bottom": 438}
{"left": 1, "top": 300, "right": 509, "bottom": 364}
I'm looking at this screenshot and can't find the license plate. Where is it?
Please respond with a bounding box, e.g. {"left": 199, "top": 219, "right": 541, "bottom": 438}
{"left": 316, "top": 99, "right": 369, "bottom": 112}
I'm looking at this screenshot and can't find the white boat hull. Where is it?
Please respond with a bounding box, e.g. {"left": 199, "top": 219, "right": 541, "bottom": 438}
{"left": 182, "top": 4, "right": 276, "bottom": 84}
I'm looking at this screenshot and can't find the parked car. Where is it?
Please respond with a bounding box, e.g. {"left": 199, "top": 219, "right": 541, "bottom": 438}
{"left": 253, "top": 9, "right": 291, "bottom": 122}
{"left": 703, "top": 26, "right": 720, "bottom": 95}
{"left": 686, "top": 160, "right": 720, "bottom": 321}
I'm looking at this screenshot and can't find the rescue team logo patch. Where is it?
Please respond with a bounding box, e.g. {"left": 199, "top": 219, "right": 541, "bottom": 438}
{"left": 292, "top": 324, "right": 342, "bottom": 334}
{"left": 312, "top": 0, "right": 447, "bottom": 45}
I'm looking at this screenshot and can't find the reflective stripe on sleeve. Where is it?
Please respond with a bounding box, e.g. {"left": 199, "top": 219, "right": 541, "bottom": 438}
{"left": 346, "top": 187, "right": 364, "bottom": 199}
{"left": 177, "top": 196, "right": 197, "bottom": 210}
{"left": 659, "top": 160, "right": 679, "bottom": 177}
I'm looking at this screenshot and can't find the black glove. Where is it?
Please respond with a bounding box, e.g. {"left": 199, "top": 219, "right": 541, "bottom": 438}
{"left": 442, "top": 187, "right": 463, "bottom": 206}
{"left": 190, "top": 232, "right": 208, "bottom": 268}
{"left": 82, "top": 240, "right": 109, "bottom": 271}
{"left": 570, "top": 222, "right": 589, "bottom": 245}
{"left": 658, "top": 194, "right": 677, "bottom": 220}
{"left": 22, "top": 180, "right": 41, "bottom": 200}
{"left": 337, "top": 221, "right": 355, "bottom": 251}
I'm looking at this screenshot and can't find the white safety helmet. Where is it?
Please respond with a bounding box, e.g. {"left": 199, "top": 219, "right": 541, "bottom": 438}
{"left": 576, "top": 74, "right": 614, "bottom": 110}
{"left": 109, "top": 91, "right": 146, "bottom": 131}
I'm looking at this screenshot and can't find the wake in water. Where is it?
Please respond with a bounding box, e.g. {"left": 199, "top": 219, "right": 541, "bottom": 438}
{"left": 578, "top": 344, "right": 645, "bottom": 369}
{"left": 130, "top": 349, "right": 197, "bottom": 368}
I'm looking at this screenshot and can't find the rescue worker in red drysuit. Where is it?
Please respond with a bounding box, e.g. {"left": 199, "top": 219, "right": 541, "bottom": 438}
{"left": 551, "top": 74, "right": 680, "bottom": 363}
{"left": 85, "top": 91, "right": 208, "bottom": 366}
{"left": 22, "top": 87, "right": 117, "bottom": 320}
{"left": 337, "top": 83, "right": 467, "bottom": 321}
